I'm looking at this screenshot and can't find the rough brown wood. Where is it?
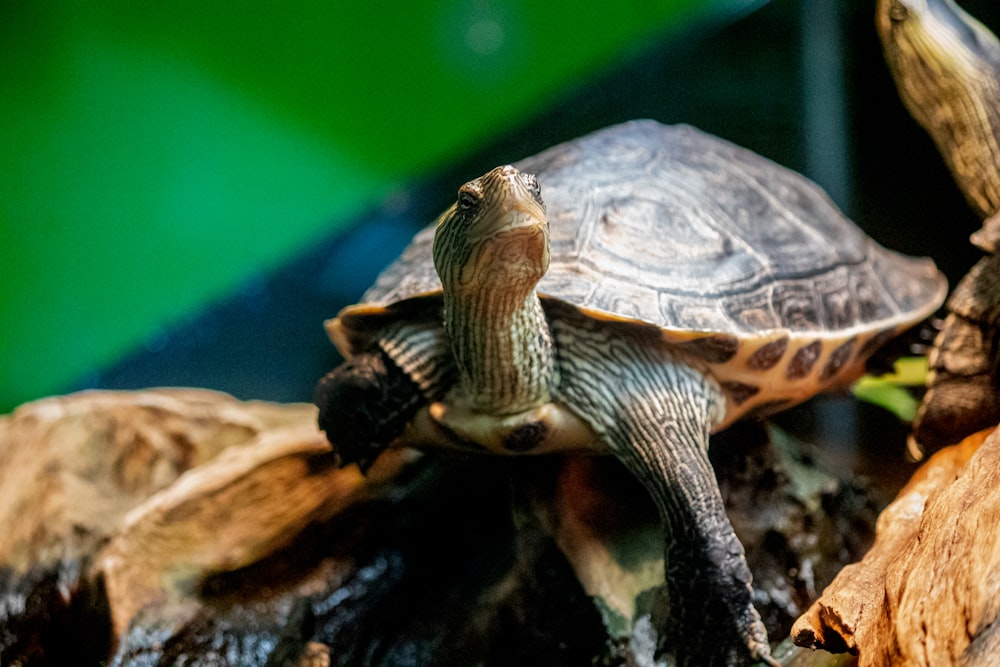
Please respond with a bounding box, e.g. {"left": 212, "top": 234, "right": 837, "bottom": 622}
{"left": 792, "top": 427, "right": 1000, "bottom": 666}
{"left": 0, "top": 388, "right": 315, "bottom": 573}
{"left": 0, "top": 389, "right": 420, "bottom": 665}
{"left": 98, "top": 417, "right": 414, "bottom": 640}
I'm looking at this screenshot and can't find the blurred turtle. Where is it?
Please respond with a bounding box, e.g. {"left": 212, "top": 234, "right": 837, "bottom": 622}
{"left": 877, "top": 0, "right": 1000, "bottom": 451}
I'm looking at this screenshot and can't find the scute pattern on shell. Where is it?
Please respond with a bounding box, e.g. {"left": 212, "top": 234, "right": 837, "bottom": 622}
{"left": 350, "top": 121, "right": 943, "bottom": 340}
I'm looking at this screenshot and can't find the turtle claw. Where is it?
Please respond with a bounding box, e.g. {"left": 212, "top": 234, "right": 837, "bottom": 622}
{"left": 758, "top": 653, "right": 782, "bottom": 667}
{"left": 741, "top": 601, "right": 781, "bottom": 667}
{"left": 662, "top": 530, "right": 775, "bottom": 667}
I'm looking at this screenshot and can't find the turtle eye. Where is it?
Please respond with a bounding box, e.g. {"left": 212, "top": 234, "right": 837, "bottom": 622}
{"left": 523, "top": 173, "right": 542, "bottom": 204}
{"left": 457, "top": 184, "right": 482, "bottom": 213}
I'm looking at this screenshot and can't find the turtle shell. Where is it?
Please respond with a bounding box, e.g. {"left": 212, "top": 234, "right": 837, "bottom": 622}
{"left": 332, "top": 121, "right": 946, "bottom": 422}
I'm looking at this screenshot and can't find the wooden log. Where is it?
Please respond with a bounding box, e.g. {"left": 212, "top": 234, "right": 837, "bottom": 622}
{"left": 793, "top": 427, "right": 1000, "bottom": 666}
{"left": 0, "top": 388, "right": 314, "bottom": 574}
{"left": 0, "top": 389, "right": 418, "bottom": 665}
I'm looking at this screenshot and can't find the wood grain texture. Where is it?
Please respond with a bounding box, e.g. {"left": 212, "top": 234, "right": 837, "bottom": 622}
{"left": 0, "top": 389, "right": 420, "bottom": 664}
{"left": 792, "top": 427, "right": 1000, "bottom": 666}
{"left": 0, "top": 389, "right": 314, "bottom": 573}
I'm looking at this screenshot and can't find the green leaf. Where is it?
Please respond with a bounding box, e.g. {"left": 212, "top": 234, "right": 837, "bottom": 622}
{"left": 852, "top": 357, "right": 929, "bottom": 422}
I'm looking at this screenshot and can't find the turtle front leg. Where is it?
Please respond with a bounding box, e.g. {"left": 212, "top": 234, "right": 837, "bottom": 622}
{"left": 316, "top": 321, "right": 454, "bottom": 468}
{"left": 615, "top": 390, "right": 776, "bottom": 667}
{"left": 554, "top": 325, "right": 776, "bottom": 666}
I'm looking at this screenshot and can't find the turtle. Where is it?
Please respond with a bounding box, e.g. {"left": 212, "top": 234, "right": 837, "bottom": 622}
{"left": 314, "top": 120, "right": 947, "bottom": 666}
{"left": 876, "top": 0, "right": 1000, "bottom": 451}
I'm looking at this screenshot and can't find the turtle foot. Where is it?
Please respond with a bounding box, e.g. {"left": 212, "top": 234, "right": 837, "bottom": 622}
{"left": 314, "top": 348, "right": 424, "bottom": 472}
{"left": 670, "top": 602, "right": 777, "bottom": 667}
{"left": 666, "top": 531, "right": 775, "bottom": 667}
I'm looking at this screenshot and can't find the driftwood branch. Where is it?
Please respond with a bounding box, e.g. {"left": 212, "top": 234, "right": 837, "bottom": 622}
{"left": 793, "top": 427, "right": 1000, "bottom": 666}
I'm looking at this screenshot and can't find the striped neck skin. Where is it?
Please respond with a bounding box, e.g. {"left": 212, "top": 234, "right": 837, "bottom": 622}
{"left": 442, "top": 278, "right": 554, "bottom": 415}
{"left": 433, "top": 165, "right": 555, "bottom": 416}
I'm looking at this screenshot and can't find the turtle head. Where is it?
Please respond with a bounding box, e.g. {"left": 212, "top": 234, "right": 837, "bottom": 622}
{"left": 433, "top": 165, "right": 549, "bottom": 296}
{"left": 877, "top": 0, "right": 990, "bottom": 64}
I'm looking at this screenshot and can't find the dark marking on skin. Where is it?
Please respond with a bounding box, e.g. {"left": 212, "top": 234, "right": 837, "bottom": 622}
{"left": 504, "top": 421, "right": 548, "bottom": 452}
{"left": 680, "top": 334, "right": 740, "bottom": 364}
{"left": 786, "top": 340, "right": 822, "bottom": 379}
{"left": 746, "top": 336, "right": 790, "bottom": 370}
{"left": 721, "top": 381, "right": 760, "bottom": 406}
{"left": 820, "top": 337, "right": 857, "bottom": 381}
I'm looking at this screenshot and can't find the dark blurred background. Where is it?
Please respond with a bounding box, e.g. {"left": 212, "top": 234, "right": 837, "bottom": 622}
{"left": 2, "top": 0, "right": 997, "bottom": 414}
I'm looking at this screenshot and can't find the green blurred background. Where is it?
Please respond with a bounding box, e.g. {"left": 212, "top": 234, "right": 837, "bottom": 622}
{"left": 4, "top": 1, "right": 998, "bottom": 415}
{"left": 1, "top": 0, "right": 758, "bottom": 412}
